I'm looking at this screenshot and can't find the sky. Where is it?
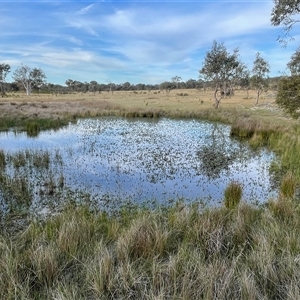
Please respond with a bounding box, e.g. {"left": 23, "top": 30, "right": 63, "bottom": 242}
{"left": 1, "top": 0, "right": 299, "bottom": 86}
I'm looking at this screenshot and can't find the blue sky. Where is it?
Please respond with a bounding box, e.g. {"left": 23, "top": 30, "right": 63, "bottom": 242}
{"left": 1, "top": 0, "right": 299, "bottom": 85}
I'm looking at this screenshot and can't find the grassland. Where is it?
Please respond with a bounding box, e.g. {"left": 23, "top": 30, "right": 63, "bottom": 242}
{"left": 1, "top": 88, "right": 300, "bottom": 299}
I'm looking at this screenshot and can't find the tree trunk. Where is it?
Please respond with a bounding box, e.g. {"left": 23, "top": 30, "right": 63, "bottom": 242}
{"left": 214, "top": 88, "right": 223, "bottom": 109}
{"left": 255, "top": 89, "right": 260, "bottom": 105}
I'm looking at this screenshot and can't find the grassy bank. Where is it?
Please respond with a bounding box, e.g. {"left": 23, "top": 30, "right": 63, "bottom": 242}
{"left": 1, "top": 197, "right": 300, "bottom": 299}
{"left": 1, "top": 89, "right": 300, "bottom": 298}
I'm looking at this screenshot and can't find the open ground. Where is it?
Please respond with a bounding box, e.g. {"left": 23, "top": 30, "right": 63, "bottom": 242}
{"left": 0, "top": 89, "right": 279, "bottom": 119}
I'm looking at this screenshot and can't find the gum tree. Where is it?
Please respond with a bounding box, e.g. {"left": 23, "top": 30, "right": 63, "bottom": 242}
{"left": 287, "top": 46, "right": 300, "bottom": 75}
{"left": 276, "top": 75, "right": 300, "bottom": 118}
{"left": 0, "top": 63, "right": 10, "bottom": 97}
{"left": 271, "top": 0, "right": 300, "bottom": 45}
{"left": 13, "top": 65, "right": 46, "bottom": 95}
{"left": 199, "top": 41, "right": 243, "bottom": 108}
{"left": 251, "top": 52, "right": 270, "bottom": 105}
{"left": 171, "top": 76, "right": 182, "bottom": 89}
{"left": 276, "top": 49, "right": 300, "bottom": 117}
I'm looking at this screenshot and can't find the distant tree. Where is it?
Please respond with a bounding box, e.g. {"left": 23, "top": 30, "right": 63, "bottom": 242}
{"left": 271, "top": 0, "right": 300, "bottom": 45}
{"left": 237, "top": 65, "right": 251, "bottom": 98}
{"left": 0, "top": 63, "right": 10, "bottom": 97}
{"left": 65, "top": 79, "right": 75, "bottom": 92}
{"left": 135, "top": 83, "right": 145, "bottom": 90}
{"left": 171, "top": 76, "right": 182, "bottom": 89}
{"left": 122, "top": 81, "right": 131, "bottom": 91}
{"left": 251, "top": 52, "right": 270, "bottom": 105}
{"left": 287, "top": 46, "right": 300, "bottom": 75}
{"left": 160, "top": 81, "right": 175, "bottom": 93}
{"left": 106, "top": 80, "right": 114, "bottom": 94}
{"left": 185, "top": 79, "right": 197, "bottom": 89}
{"left": 276, "top": 75, "right": 300, "bottom": 118}
{"left": 89, "top": 81, "right": 99, "bottom": 94}
{"left": 199, "top": 41, "right": 243, "bottom": 108}
{"left": 13, "top": 65, "right": 46, "bottom": 96}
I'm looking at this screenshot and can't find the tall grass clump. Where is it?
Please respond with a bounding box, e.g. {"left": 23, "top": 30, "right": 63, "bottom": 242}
{"left": 224, "top": 181, "right": 242, "bottom": 209}
{"left": 26, "top": 121, "right": 40, "bottom": 137}
{"left": 0, "top": 150, "right": 5, "bottom": 171}
{"left": 1, "top": 199, "right": 300, "bottom": 298}
{"left": 280, "top": 171, "right": 297, "bottom": 199}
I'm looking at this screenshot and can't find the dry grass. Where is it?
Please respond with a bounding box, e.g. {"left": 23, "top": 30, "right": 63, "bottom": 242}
{"left": 0, "top": 89, "right": 279, "bottom": 120}
{"left": 0, "top": 200, "right": 300, "bottom": 299}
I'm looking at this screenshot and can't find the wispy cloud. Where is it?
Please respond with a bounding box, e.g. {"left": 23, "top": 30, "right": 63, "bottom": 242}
{"left": 1, "top": 1, "right": 298, "bottom": 85}
{"left": 76, "top": 4, "right": 95, "bottom": 15}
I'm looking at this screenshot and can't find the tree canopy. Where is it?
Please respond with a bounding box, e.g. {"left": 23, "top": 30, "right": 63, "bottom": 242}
{"left": 276, "top": 75, "right": 300, "bottom": 118}
{"left": 13, "top": 65, "right": 46, "bottom": 96}
{"left": 199, "top": 41, "right": 245, "bottom": 108}
{"left": 251, "top": 52, "right": 270, "bottom": 104}
{"left": 271, "top": 0, "right": 300, "bottom": 44}
{"left": 287, "top": 46, "right": 300, "bottom": 75}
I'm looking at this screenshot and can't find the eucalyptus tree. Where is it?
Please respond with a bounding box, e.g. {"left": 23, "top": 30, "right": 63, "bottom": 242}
{"left": 160, "top": 81, "right": 175, "bottom": 93}
{"left": 276, "top": 48, "right": 300, "bottom": 117}
{"left": 13, "top": 65, "right": 46, "bottom": 95}
{"left": 199, "top": 41, "right": 244, "bottom": 108}
{"left": 171, "top": 76, "right": 182, "bottom": 89}
{"left": 0, "top": 63, "right": 10, "bottom": 97}
{"left": 276, "top": 75, "right": 300, "bottom": 118}
{"left": 238, "top": 67, "right": 251, "bottom": 98}
{"left": 287, "top": 46, "right": 300, "bottom": 75}
{"left": 251, "top": 52, "right": 270, "bottom": 105}
{"left": 89, "top": 80, "right": 99, "bottom": 94}
{"left": 271, "top": 0, "right": 300, "bottom": 45}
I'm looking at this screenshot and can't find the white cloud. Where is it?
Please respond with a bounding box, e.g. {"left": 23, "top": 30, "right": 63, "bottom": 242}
{"left": 2, "top": 1, "right": 299, "bottom": 84}
{"left": 76, "top": 4, "right": 95, "bottom": 15}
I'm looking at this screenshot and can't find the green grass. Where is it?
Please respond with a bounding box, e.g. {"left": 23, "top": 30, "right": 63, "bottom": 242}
{"left": 224, "top": 181, "right": 242, "bottom": 209}
{"left": 0, "top": 199, "right": 300, "bottom": 299}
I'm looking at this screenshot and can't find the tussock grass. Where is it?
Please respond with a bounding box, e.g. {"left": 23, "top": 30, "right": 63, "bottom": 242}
{"left": 280, "top": 171, "right": 297, "bottom": 199}
{"left": 224, "top": 181, "right": 242, "bottom": 209}
{"left": 0, "top": 200, "right": 300, "bottom": 299}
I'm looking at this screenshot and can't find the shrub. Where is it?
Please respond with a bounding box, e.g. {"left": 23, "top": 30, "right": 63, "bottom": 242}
{"left": 224, "top": 181, "right": 242, "bottom": 209}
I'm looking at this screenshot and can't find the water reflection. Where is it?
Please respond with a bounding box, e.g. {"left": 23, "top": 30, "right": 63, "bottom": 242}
{"left": 0, "top": 117, "right": 277, "bottom": 207}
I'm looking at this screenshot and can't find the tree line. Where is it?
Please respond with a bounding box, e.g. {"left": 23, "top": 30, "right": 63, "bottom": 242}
{"left": 0, "top": 0, "right": 299, "bottom": 115}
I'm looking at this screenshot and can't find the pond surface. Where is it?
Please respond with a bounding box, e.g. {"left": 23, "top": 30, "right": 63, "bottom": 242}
{"left": 0, "top": 117, "right": 277, "bottom": 209}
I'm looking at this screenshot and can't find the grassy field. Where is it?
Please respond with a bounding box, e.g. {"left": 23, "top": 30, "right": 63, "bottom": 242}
{"left": 1, "top": 88, "right": 300, "bottom": 299}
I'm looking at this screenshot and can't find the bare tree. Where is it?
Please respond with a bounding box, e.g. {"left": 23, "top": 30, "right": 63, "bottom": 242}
{"left": 0, "top": 63, "right": 10, "bottom": 97}
{"left": 13, "top": 65, "right": 46, "bottom": 95}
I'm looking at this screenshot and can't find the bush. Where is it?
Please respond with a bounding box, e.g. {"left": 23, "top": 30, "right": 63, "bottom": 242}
{"left": 224, "top": 181, "right": 242, "bottom": 209}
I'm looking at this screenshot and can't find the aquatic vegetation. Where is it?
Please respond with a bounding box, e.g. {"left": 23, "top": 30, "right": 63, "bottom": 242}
{"left": 0, "top": 118, "right": 275, "bottom": 208}
{"left": 224, "top": 181, "right": 242, "bottom": 209}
